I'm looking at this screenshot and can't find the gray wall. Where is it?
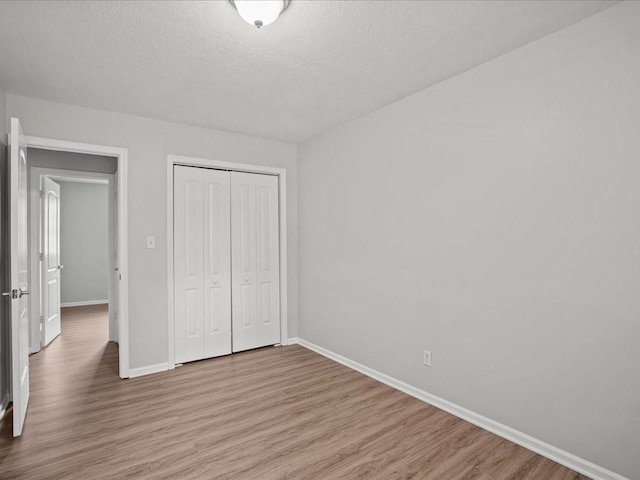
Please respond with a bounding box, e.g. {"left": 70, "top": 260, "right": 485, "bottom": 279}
{"left": 298, "top": 3, "right": 640, "bottom": 479}
{"left": 0, "top": 84, "right": 8, "bottom": 405}
{"left": 28, "top": 148, "right": 116, "bottom": 174}
{"left": 59, "top": 181, "right": 109, "bottom": 305}
{"left": 6, "top": 95, "right": 299, "bottom": 370}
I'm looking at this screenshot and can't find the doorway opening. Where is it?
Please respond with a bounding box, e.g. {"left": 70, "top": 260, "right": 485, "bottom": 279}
{"left": 6, "top": 119, "right": 130, "bottom": 437}
{"left": 22, "top": 135, "right": 130, "bottom": 381}
{"left": 28, "top": 160, "right": 117, "bottom": 359}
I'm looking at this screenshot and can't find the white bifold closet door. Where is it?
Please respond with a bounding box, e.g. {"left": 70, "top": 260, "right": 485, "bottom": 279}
{"left": 174, "top": 166, "right": 232, "bottom": 364}
{"left": 174, "top": 167, "right": 280, "bottom": 363}
{"left": 231, "top": 172, "right": 280, "bottom": 353}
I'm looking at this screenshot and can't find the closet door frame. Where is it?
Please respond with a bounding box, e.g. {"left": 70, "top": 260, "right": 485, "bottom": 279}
{"left": 166, "top": 155, "right": 288, "bottom": 369}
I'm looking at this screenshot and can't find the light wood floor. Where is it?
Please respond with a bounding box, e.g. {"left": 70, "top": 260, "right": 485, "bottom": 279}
{"left": 0, "top": 305, "right": 590, "bottom": 480}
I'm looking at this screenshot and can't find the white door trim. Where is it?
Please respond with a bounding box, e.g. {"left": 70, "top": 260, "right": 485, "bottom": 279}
{"left": 29, "top": 168, "right": 116, "bottom": 352}
{"left": 23, "top": 136, "right": 130, "bottom": 378}
{"left": 166, "top": 154, "right": 289, "bottom": 368}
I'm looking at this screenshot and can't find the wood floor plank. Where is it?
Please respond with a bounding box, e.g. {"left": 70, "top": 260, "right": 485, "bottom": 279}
{"left": 0, "top": 305, "right": 592, "bottom": 479}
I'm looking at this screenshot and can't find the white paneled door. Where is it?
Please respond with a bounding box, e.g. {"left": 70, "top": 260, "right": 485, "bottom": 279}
{"left": 231, "top": 172, "right": 280, "bottom": 353}
{"left": 42, "top": 176, "right": 62, "bottom": 346}
{"left": 203, "top": 168, "right": 232, "bottom": 358}
{"left": 174, "top": 166, "right": 232, "bottom": 363}
{"left": 7, "top": 118, "right": 30, "bottom": 436}
{"left": 174, "top": 166, "right": 281, "bottom": 363}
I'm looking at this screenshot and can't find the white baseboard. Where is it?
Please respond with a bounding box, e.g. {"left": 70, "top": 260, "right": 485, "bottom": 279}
{"left": 296, "top": 338, "right": 628, "bottom": 480}
{"left": 61, "top": 299, "right": 108, "bottom": 308}
{"left": 286, "top": 337, "right": 299, "bottom": 345}
{"left": 0, "top": 393, "right": 9, "bottom": 420}
{"left": 128, "top": 362, "right": 171, "bottom": 379}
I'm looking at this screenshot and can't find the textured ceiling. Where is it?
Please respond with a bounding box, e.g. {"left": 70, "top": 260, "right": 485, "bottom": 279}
{"left": 0, "top": 0, "right": 618, "bottom": 142}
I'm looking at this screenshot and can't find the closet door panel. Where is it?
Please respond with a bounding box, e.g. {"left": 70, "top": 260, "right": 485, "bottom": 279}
{"left": 203, "top": 169, "right": 232, "bottom": 358}
{"left": 255, "top": 174, "right": 280, "bottom": 346}
{"left": 174, "top": 166, "right": 205, "bottom": 363}
{"left": 231, "top": 172, "right": 258, "bottom": 352}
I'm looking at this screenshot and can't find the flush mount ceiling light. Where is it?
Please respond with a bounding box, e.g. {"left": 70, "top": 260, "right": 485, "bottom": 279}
{"left": 230, "top": 0, "right": 289, "bottom": 29}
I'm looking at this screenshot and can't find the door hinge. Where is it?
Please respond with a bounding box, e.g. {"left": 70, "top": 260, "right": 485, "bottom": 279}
{"left": 40, "top": 315, "right": 45, "bottom": 324}
{"left": 39, "top": 190, "right": 44, "bottom": 198}
{"left": 114, "top": 310, "right": 118, "bottom": 320}
{"left": 39, "top": 252, "right": 44, "bottom": 261}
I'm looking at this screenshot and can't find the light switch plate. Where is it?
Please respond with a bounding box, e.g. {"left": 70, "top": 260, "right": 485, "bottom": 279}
{"left": 423, "top": 350, "right": 432, "bottom": 367}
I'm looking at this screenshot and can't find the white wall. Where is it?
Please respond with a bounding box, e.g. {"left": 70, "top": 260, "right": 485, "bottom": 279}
{"left": 298, "top": 3, "right": 640, "bottom": 479}
{"left": 6, "top": 95, "right": 299, "bottom": 370}
{"left": 58, "top": 181, "right": 109, "bottom": 305}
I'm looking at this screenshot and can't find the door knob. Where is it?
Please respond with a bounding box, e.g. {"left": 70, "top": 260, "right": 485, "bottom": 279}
{"left": 2, "top": 289, "right": 28, "bottom": 299}
{"left": 57, "top": 265, "right": 64, "bottom": 270}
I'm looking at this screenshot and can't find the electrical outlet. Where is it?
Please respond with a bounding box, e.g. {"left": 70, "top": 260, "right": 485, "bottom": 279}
{"left": 423, "top": 350, "right": 432, "bottom": 367}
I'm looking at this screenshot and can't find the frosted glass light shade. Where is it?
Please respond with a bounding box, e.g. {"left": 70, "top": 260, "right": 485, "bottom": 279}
{"left": 234, "top": 0, "right": 285, "bottom": 28}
